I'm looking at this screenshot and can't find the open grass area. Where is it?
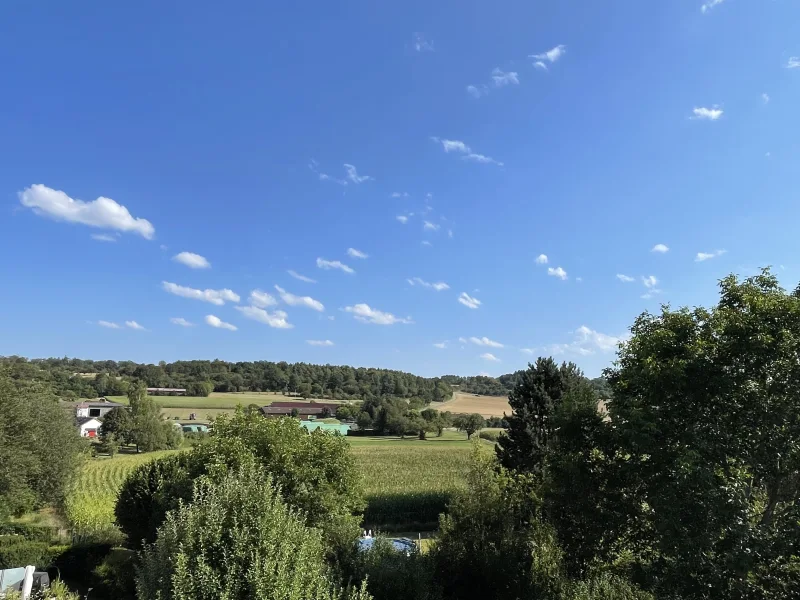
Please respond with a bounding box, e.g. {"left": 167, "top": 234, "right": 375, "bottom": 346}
{"left": 107, "top": 391, "right": 342, "bottom": 409}
{"left": 63, "top": 430, "right": 477, "bottom": 538}
{"left": 433, "top": 391, "right": 512, "bottom": 418}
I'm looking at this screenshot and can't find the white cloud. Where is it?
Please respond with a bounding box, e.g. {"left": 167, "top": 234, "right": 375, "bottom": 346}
{"left": 640, "top": 290, "right": 662, "bottom": 300}
{"left": 407, "top": 277, "right": 449, "bottom": 291}
{"left": 162, "top": 281, "right": 240, "bottom": 305}
{"left": 391, "top": 192, "right": 409, "bottom": 198}
{"left": 249, "top": 289, "right": 278, "bottom": 308}
{"left": 642, "top": 275, "right": 659, "bottom": 288}
{"left": 235, "top": 306, "right": 293, "bottom": 329}
{"left": 125, "top": 320, "right": 145, "bottom": 330}
{"left": 491, "top": 68, "right": 519, "bottom": 87}
{"left": 617, "top": 274, "right": 635, "bottom": 283}
{"left": 205, "top": 314, "right": 237, "bottom": 331}
{"left": 577, "top": 326, "right": 623, "bottom": 351}
{"left": 170, "top": 317, "right": 194, "bottom": 327}
{"left": 91, "top": 233, "right": 117, "bottom": 242}
{"left": 458, "top": 292, "right": 481, "bottom": 309}
{"left": 762, "top": 93, "right": 770, "bottom": 104}
{"left": 274, "top": 285, "right": 324, "bottom": 312}
{"left": 787, "top": 57, "right": 800, "bottom": 69}
{"left": 651, "top": 243, "right": 669, "bottom": 253}
{"left": 481, "top": 353, "right": 501, "bottom": 362}
{"left": 466, "top": 84, "right": 488, "bottom": 98}
{"left": 695, "top": 249, "right": 726, "bottom": 262}
{"left": 535, "top": 254, "right": 549, "bottom": 265}
{"left": 531, "top": 44, "right": 566, "bottom": 63}
{"left": 433, "top": 342, "right": 447, "bottom": 349}
{"left": 307, "top": 339, "right": 334, "bottom": 347}
{"left": 576, "top": 277, "right": 583, "bottom": 283}
{"left": 421, "top": 241, "right": 433, "bottom": 247}
{"left": 173, "top": 251, "right": 211, "bottom": 269}
{"left": 413, "top": 33, "right": 434, "bottom": 52}
{"left": 98, "top": 320, "right": 120, "bottom": 329}
{"left": 423, "top": 220, "right": 440, "bottom": 231}
{"left": 343, "top": 164, "right": 373, "bottom": 184}
{"left": 347, "top": 247, "right": 369, "bottom": 259}
{"left": 430, "top": 137, "right": 502, "bottom": 166}
{"left": 18, "top": 184, "right": 155, "bottom": 239}
{"left": 287, "top": 270, "right": 316, "bottom": 283}
{"left": 547, "top": 267, "right": 568, "bottom": 280}
{"left": 701, "top": 0, "right": 725, "bottom": 13}
{"left": 396, "top": 215, "right": 409, "bottom": 224}
{"left": 448, "top": 229, "right": 454, "bottom": 239}
{"left": 469, "top": 336, "right": 503, "bottom": 348}
{"left": 533, "top": 61, "right": 548, "bottom": 71}
{"left": 692, "top": 106, "right": 723, "bottom": 120}
{"left": 344, "top": 303, "right": 413, "bottom": 325}
{"left": 316, "top": 258, "right": 355, "bottom": 274}
{"left": 520, "top": 348, "right": 535, "bottom": 355}
{"left": 318, "top": 172, "right": 348, "bottom": 186}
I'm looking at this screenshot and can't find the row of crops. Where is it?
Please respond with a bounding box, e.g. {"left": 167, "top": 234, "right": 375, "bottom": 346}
{"left": 64, "top": 438, "right": 474, "bottom": 538}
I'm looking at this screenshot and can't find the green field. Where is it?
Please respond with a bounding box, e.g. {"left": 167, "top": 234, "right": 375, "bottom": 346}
{"left": 63, "top": 432, "right": 475, "bottom": 537}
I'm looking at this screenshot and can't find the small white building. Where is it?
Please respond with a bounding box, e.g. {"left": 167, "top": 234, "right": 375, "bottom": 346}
{"left": 76, "top": 400, "right": 123, "bottom": 419}
{"left": 77, "top": 417, "right": 103, "bottom": 438}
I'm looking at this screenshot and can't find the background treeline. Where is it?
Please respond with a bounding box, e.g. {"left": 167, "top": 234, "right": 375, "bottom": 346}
{"left": 442, "top": 372, "right": 613, "bottom": 398}
{"left": 0, "top": 356, "right": 453, "bottom": 404}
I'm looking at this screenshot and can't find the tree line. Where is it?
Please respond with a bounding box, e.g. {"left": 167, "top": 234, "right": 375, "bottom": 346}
{"left": 0, "top": 356, "right": 453, "bottom": 404}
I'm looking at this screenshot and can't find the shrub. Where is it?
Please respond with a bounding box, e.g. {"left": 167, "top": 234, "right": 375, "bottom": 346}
{"left": 478, "top": 430, "right": 501, "bottom": 442}
{"left": 136, "top": 466, "right": 370, "bottom": 600}
{"left": 93, "top": 547, "right": 138, "bottom": 600}
{"left": 355, "top": 537, "right": 437, "bottom": 600}
{"left": 0, "top": 536, "right": 64, "bottom": 569}
{"left": 561, "top": 573, "right": 653, "bottom": 600}
{"left": 51, "top": 542, "right": 113, "bottom": 581}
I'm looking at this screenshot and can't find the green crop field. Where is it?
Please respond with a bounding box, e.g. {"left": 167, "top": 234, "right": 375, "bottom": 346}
{"left": 64, "top": 431, "right": 476, "bottom": 538}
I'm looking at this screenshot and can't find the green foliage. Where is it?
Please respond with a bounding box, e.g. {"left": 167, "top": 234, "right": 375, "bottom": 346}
{"left": 356, "top": 411, "right": 373, "bottom": 430}
{"left": 453, "top": 413, "right": 484, "bottom": 439}
{"left": 0, "top": 535, "right": 64, "bottom": 569}
{"left": 605, "top": 268, "right": 800, "bottom": 598}
{"left": 121, "top": 381, "right": 182, "bottom": 452}
{"left": 3, "top": 579, "right": 82, "bottom": 600}
{"left": 355, "top": 537, "right": 437, "bottom": 600}
{"left": 186, "top": 380, "right": 214, "bottom": 397}
{"left": 116, "top": 412, "right": 363, "bottom": 554}
{"left": 93, "top": 547, "right": 138, "bottom": 600}
{"left": 136, "top": 466, "right": 371, "bottom": 600}
{"left": 561, "top": 573, "right": 652, "bottom": 600}
{"left": 100, "top": 406, "right": 133, "bottom": 442}
{"left": 0, "top": 372, "right": 87, "bottom": 519}
{"left": 478, "top": 430, "right": 501, "bottom": 442}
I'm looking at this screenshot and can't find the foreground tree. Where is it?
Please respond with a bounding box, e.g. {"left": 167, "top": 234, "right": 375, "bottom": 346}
{"left": 137, "top": 466, "right": 370, "bottom": 600}
{"left": 606, "top": 269, "right": 800, "bottom": 598}
{"left": 454, "top": 413, "right": 484, "bottom": 439}
{"left": 0, "top": 373, "right": 86, "bottom": 518}
{"left": 126, "top": 381, "right": 181, "bottom": 452}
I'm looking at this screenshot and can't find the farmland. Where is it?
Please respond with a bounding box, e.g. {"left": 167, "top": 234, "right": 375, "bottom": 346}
{"left": 434, "top": 391, "right": 512, "bottom": 418}
{"left": 63, "top": 431, "right": 476, "bottom": 536}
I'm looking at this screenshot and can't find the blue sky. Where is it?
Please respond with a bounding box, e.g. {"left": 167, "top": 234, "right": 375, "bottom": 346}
{"left": 1, "top": 0, "right": 799, "bottom": 378}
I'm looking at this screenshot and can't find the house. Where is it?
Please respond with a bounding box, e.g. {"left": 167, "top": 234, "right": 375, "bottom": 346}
{"left": 76, "top": 399, "right": 124, "bottom": 418}
{"left": 146, "top": 387, "right": 187, "bottom": 396}
{"left": 260, "top": 405, "right": 334, "bottom": 420}
{"left": 77, "top": 417, "right": 103, "bottom": 438}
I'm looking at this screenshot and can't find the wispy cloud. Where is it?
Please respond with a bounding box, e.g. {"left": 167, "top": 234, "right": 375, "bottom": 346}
{"left": 481, "top": 353, "right": 501, "bottom": 362}
{"left": 433, "top": 341, "right": 447, "bottom": 349}
{"left": 533, "top": 61, "right": 548, "bottom": 71}
{"left": 412, "top": 33, "right": 434, "bottom": 52}
{"left": 574, "top": 325, "right": 622, "bottom": 352}
{"left": 491, "top": 68, "right": 519, "bottom": 87}
{"left": 430, "top": 137, "right": 503, "bottom": 166}
{"left": 651, "top": 243, "right": 669, "bottom": 253}
{"left": 249, "top": 289, "right": 278, "bottom": 308}
{"left": 162, "top": 281, "right": 240, "bottom": 305}
{"left": 787, "top": 57, "right": 800, "bottom": 69}
{"left": 343, "top": 164, "right": 373, "bottom": 184}
{"left": 469, "top": 336, "right": 503, "bottom": 348}
{"left": 692, "top": 106, "right": 723, "bottom": 120}
{"left": 458, "top": 292, "right": 481, "bottom": 309}
{"left": 762, "top": 93, "right": 770, "bottom": 104}
{"left": 642, "top": 275, "right": 659, "bottom": 289}
{"left": 700, "top": 0, "right": 725, "bottom": 13}
{"left": 617, "top": 274, "right": 635, "bottom": 283}
{"left": 535, "top": 254, "right": 549, "bottom": 265}
{"left": 274, "top": 285, "right": 324, "bottom": 312}
{"left": 520, "top": 348, "right": 535, "bottom": 355}
{"left": 421, "top": 241, "right": 433, "bottom": 247}
{"left": 547, "top": 266, "right": 568, "bottom": 280}
{"left": 18, "top": 184, "right": 155, "bottom": 239}
{"left": 466, "top": 84, "right": 489, "bottom": 98}
{"left": 530, "top": 44, "right": 566, "bottom": 64}
{"left": 205, "top": 315, "right": 237, "bottom": 331}
{"left": 407, "top": 277, "right": 450, "bottom": 291}
{"left": 396, "top": 215, "right": 409, "bottom": 224}
{"left": 316, "top": 258, "right": 355, "bottom": 274}
{"left": 307, "top": 339, "right": 334, "bottom": 347}
{"left": 98, "top": 320, "right": 120, "bottom": 329}
{"left": 318, "top": 172, "right": 348, "bottom": 185}
{"left": 391, "top": 192, "right": 409, "bottom": 198}
{"left": 170, "top": 317, "right": 194, "bottom": 327}
{"left": 235, "top": 306, "right": 292, "bottom": 329}
{"left": 347, "top": 247, "right": 369, "bottom": 259}
{"left": 173, "top": 251, "right": 210, "bottom": 269}
{"left": 288, "top": 270, "right": 316, "bottom": 283}
{"left": 344, "top": 303, "right": 413, "bottom": 325}
{"left": 695, "top": 249, "right": 727, "bottom": 262}
{"left": 91, "top": 233, "right": 117, "bottom": 242}
{"left": 423, "top": 220, "right": 440, "bottom": 232}
{"left": 125, "top": 320, "right": 145, "bottom": 330}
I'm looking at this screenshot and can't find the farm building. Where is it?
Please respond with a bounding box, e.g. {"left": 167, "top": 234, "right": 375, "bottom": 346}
{"left": 259, "top": 405, "right": 335, "bottom": 420}
{"left": 76, "top": 399, "right": 123, "bottom": 418}
{"left": 269, "top": 401, "right": 341, "bottom": 411}
{"left": 146, "top": 387, "right": 187, "bottom": 396}
{"left": 77, "top": 416, "right": 103, "bottom": 438}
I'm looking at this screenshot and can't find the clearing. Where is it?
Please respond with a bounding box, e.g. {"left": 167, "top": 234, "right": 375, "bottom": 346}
{"left": 433, "top": 391, "right": 511, "bottom": 418}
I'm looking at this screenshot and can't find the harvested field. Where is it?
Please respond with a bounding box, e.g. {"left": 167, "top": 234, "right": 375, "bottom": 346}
{"left": 434, "top": 392, "right": 512, "bottom": 418}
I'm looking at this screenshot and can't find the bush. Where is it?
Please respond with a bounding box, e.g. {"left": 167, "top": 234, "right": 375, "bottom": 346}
{"left": 362, "top": 492, "right": 451, "bottom": 531}
{"left": 51, "top": 542, "right": 113, "bottom": 581}
{"left": 93, "top": 547, "right": 138, "bottom": 600}
{"left": 562, "top": 573, "right": 653, "bottom": 600}
{"left": 478, "top": 430, "right": 501, "bottom": 442}
{"left": 0, "top": 536, "right": 64, "bottom": 569}
{"left": 355, "top": 537, "right": 437, "bottom": 600}
{"left": 136, "top": 466, "right": 370, "bottom": 600}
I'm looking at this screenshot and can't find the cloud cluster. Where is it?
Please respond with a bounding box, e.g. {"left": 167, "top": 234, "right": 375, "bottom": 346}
{"left": 317, "top": 258, "right": 355, "bottom": 274}
{"left": 205, "top": 315, "right": 237, "bottom": 331}
{"left": 249, "top": 289, "right": 278, "bottom": 308}
{"left": 407, "top": 277, "right": 450, "bottom": 291}
{"left": 530, "top": 44, "right": 566, "bottom": 70}
{"left": 125, "top": 320, "right": 145, "bottom": 330}
{"left": 467, "top": 68, "right": 519, "bottom": 98}
{"left": 162, "top": 281, "right": 240, "bottom": 305}
{"left": 173, "top": 251, "right": 210, "bottom": 269}
{"left": 467, "top": 336, "right": 503, "bottom": 348}
{"left": 700, "top": 0, "right": 725, "bottom": 13}
{"left": 535, "top": 254, "right": 548, "bottom": 265}
{"left": 19, "top": 184, "right": 155, "bottom": 239}
{"left": 696, "top": 249, "right": 726, "bottom": 262}
{"left": 548, "top": 266, "right": 568, "bottom": 280}
{"left": 692, "top": 106, "right": 723, "bottom": 120}
{"left": 170, "top": 317, "right": 194, "bottom": 327}
{"left": 344, "top": 303, "right": 413, "bottom": 325}
{"left": 235, "top": 305, "right": 292, "bottom": 329}
{"left": 274, "top": 285, "right": 324, "bottom": 312}
{"left": 617, "top": 274, "right": 635, "bottom": 283}
{"left": 430, "top": 137, "right": 503, "bottom": 166}
{"left": 458, "top": 292, "right": 481, "bottom": 309}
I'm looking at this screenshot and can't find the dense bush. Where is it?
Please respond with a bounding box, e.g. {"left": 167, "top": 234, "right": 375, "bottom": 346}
{"left": 92, "top": 547, "right": 137, "bottom": 600}
{"left": 0, "top": 536, "right": 64, "bottom": 569}
{"left": 478, "top": 430, "right": 500, "bottom": 442}
{"left": 362, "top": 492, "right": 451, "bottom": 531}
{"left": 137, "top": 466, "right": 370, "bottom": 600}
{"left": 354, "top": 537, "right": 437, "bottom": 600}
